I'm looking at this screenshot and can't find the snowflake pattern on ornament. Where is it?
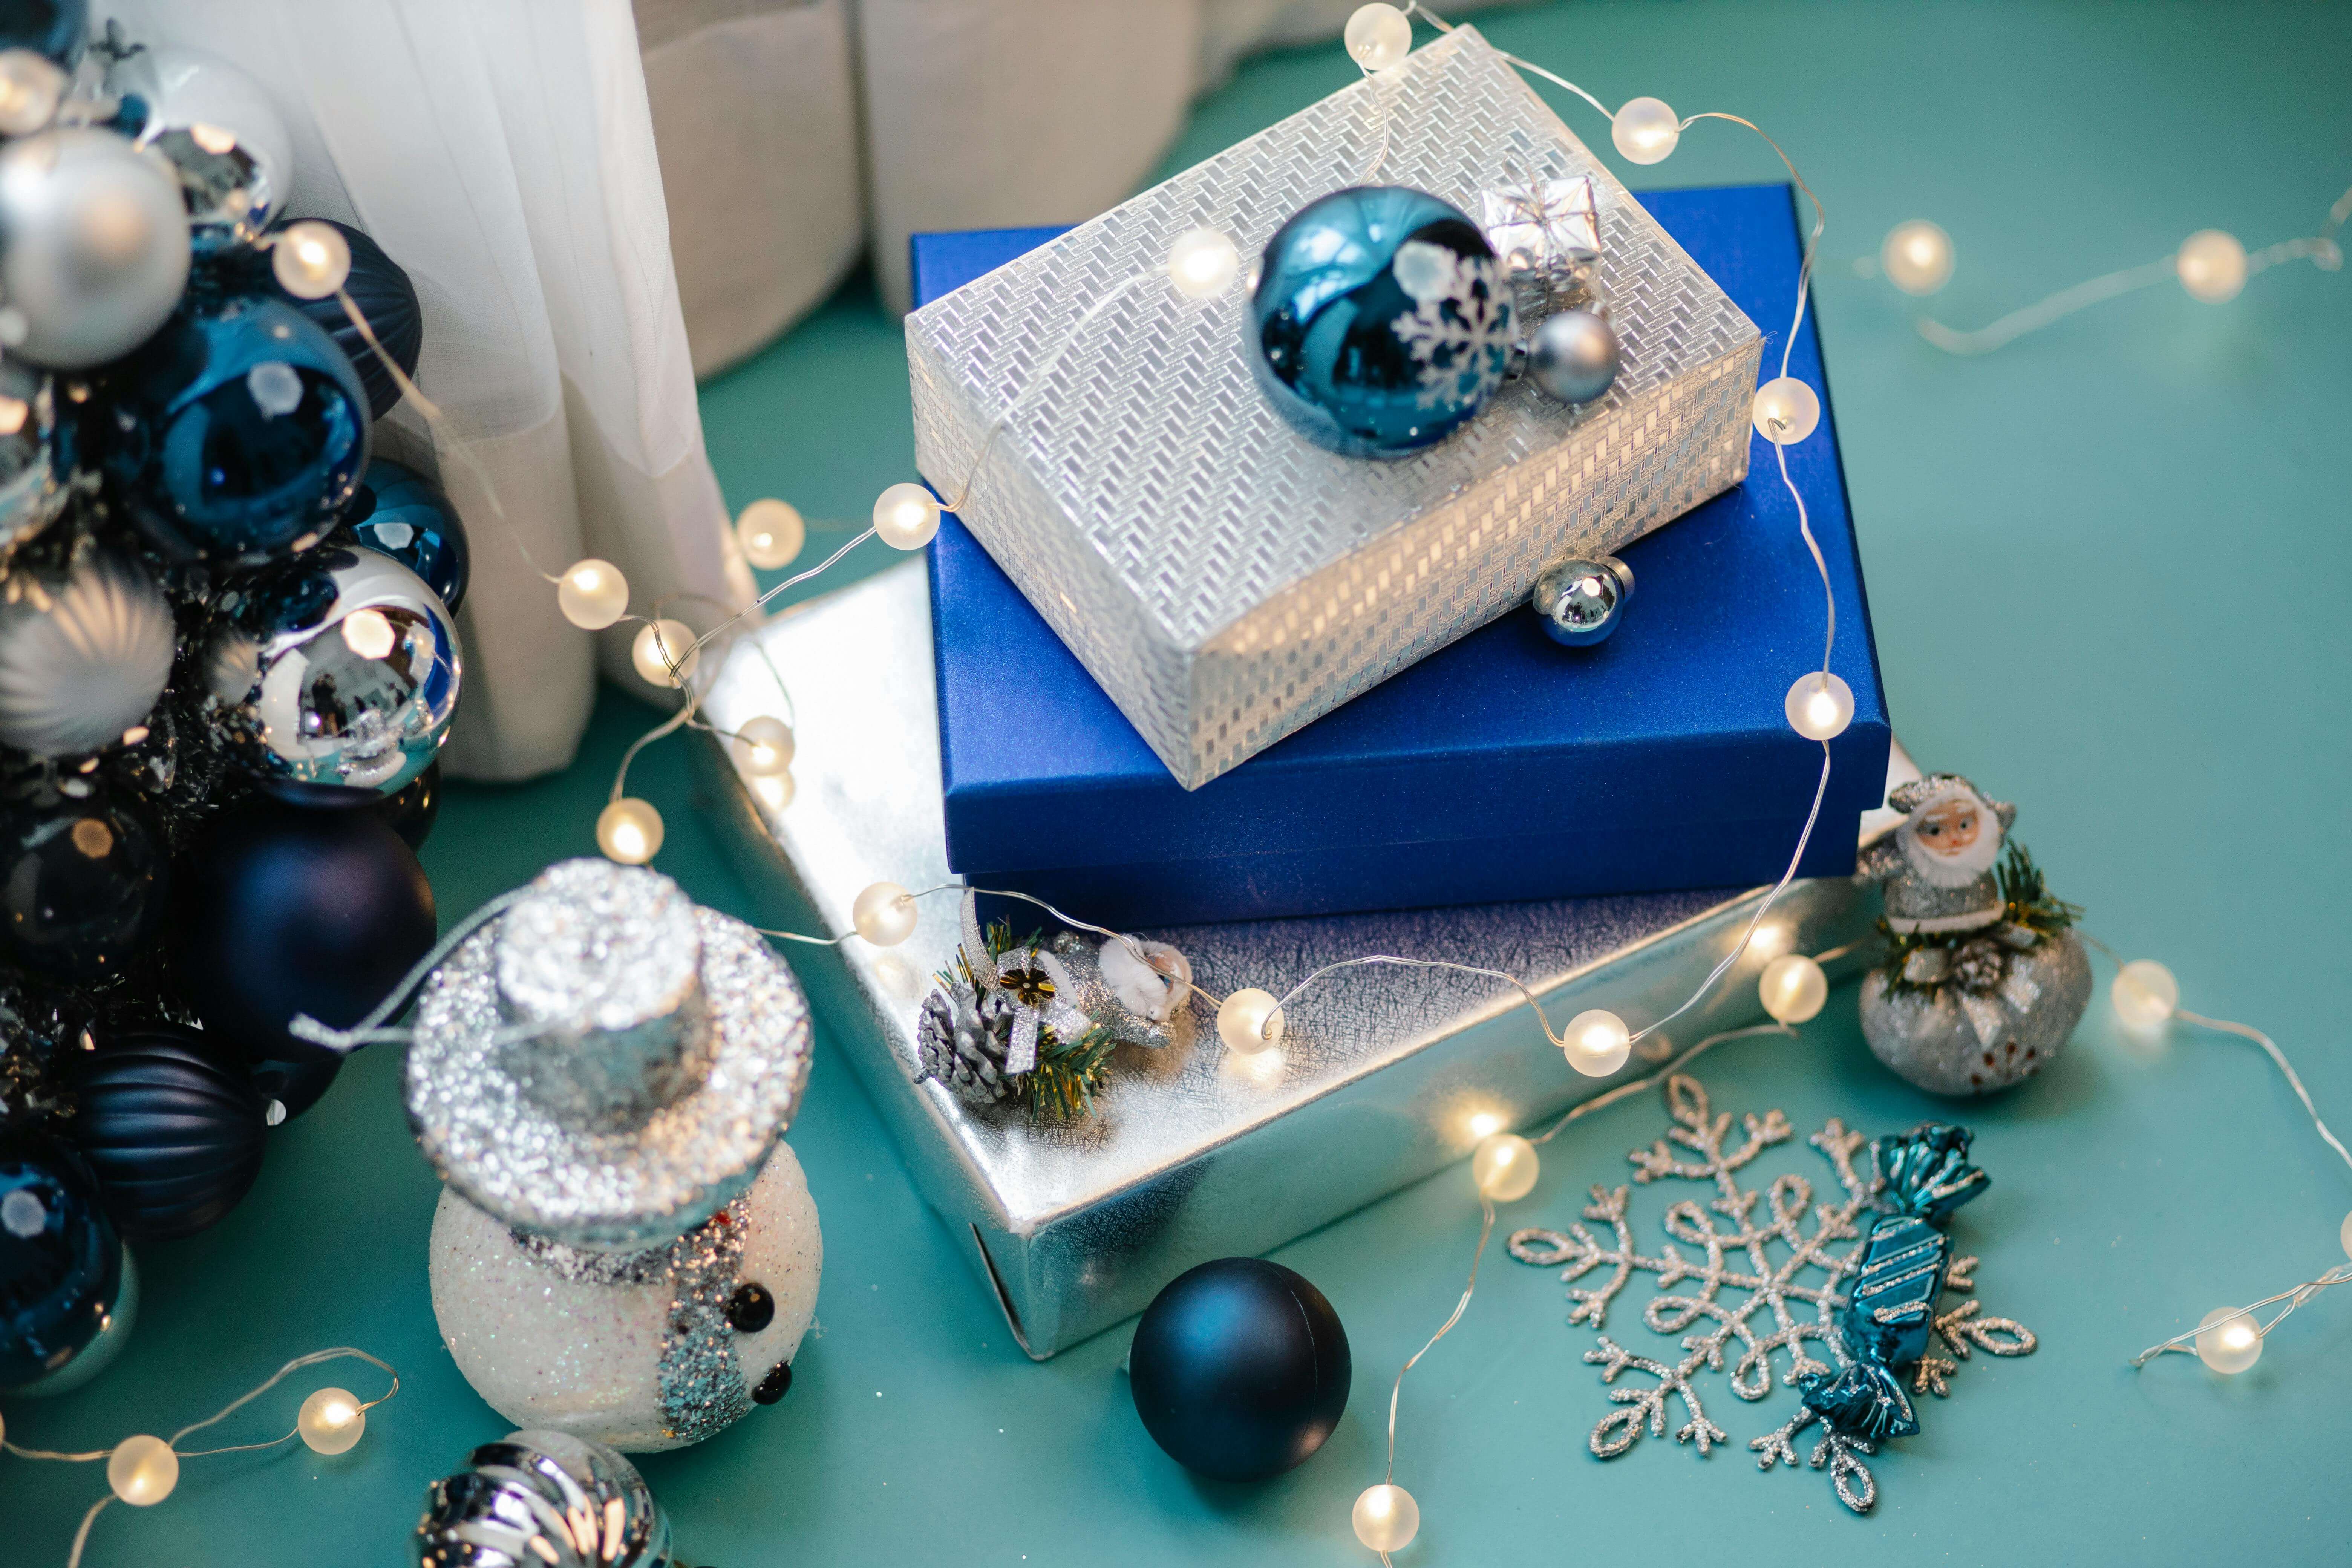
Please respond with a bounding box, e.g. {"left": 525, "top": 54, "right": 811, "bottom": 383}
{"left": 1388, "top": 241, "right": 1514, "bottom": 410}
{"left": 1507, "top": 1075, "right": 2036, "bottom": 1513}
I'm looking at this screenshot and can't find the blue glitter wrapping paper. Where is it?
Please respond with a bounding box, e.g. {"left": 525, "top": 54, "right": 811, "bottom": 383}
{"left": 923, "top": 184, "right": 1890, "bottom": 928}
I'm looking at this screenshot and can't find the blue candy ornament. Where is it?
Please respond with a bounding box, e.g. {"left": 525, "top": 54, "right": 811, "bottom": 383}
{"left": 95, "top": 294, "right": 371, "bottom": 562}
{"left": 343, "top": 458, "right": 469, "bottom": 612}
{"left": 1249, "top": 185, "right": 1514, "bottom": 459}
{"left": 1, "top": 1129, "right": 130, "bottom": 1393}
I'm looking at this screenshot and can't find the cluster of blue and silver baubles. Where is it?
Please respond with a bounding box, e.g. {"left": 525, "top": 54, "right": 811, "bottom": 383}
{"left": 0, "top": 12, "right": 460, "bottom": 1395}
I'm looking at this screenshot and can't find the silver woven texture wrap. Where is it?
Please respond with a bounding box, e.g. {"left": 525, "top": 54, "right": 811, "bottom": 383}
{"left": 694, "top": 562, "right": 1905, "bottom": 1357}
{"left": 906, "top": 27, "right": 1762, "bottom": 789}
{"left": 406, "top": 861, "right": 814, "bottom": 1252}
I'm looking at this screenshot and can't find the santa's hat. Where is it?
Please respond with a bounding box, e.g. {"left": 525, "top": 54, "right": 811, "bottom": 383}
{"left": 1887, "top": 772, "right": 2016, "bottom": 833}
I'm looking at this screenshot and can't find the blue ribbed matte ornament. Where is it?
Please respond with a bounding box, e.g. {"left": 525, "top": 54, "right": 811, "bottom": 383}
{"left": 70, "top": 1028, "right": 267, "bottom": 1242}
{"left": 273, "top": 220, "right": 422, "bottom": 422}
{"left": 1249, "top": 185, "right": 1514, "bottom": 458}
{"left": 176, "top": 802, "right": 436, "bottom": 1062}
{"left": 0, "top": 791, "right": 168, "bottom": 982}
{"left": 344, "top": 458, "right": 469, "bottom": 612}
{"left": 95, "top": 294, "right": 370, "bottom": 561}
{"left": 0, "top": 1129, "right": 122, "bottom": 1391}
{"left": 1127, "top": 1257, "right": 1351, "bottom": 1481}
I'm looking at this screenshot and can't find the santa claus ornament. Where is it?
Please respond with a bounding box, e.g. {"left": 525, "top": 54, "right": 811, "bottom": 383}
{"left": 1855, "top": 774, "right": 2091, "bottom": 1095}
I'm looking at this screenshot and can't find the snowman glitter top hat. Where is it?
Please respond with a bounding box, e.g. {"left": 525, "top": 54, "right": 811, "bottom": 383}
{"left": 403, "top": 859, "right": 813, "bottom": 1251}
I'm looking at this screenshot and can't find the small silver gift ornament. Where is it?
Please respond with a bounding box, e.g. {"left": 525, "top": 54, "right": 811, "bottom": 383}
{"left": 1481, "top": 171, "right": 1602, "bottom": 330}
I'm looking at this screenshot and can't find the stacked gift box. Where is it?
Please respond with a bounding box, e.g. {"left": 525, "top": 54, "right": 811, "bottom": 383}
{"left": 698, "top": 28, "right": 1894, "bottom": 1356}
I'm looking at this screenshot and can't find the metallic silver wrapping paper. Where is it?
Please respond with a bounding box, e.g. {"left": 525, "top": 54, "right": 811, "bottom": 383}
{"left": 697, "top": 562, "right": 1900, "bottom": 1357}
{"left": 906, "top": 26, "right": 1762, "bottom": 789}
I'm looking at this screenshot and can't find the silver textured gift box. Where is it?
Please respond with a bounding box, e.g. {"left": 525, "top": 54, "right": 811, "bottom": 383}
{"left": 695, "top": 562, "right": 1907, "bottom": 1358}
{"left": 906, "top": 26, "right": 1762, "bottom": 789}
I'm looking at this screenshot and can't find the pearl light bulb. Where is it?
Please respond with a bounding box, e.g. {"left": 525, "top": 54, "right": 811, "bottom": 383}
{"left": 271, "top": 220, "right": 353, "bottom": 300}
{"left": 873, "top": 483, "right": 940, "bottom": 550}
{"left": 2193, "top": 1306, "right": 2262, "bottom": 1374}
{"left": 2340, "top": 1208, "right": 2352, "bottom": 1260}
{"left": 1784, "top": 671, "right": 1854, "bottom": 741}
{"left": 1752, "top": 377, "right": 1820, "bottom": 445}
{"left": 1353, "top": 1482, "right": 1420, "bottom": 1553}
{"left": 297, "top": 1387, "right": 366, "bottom": 1455}
{"left": 733, "top": 715, "right": 795, "bottom": 776}
{"left": 0, "top": 49, "right": 65, "bottom": 136}
{"left": 1167, "top": 228, "right": 1241, "bottom": 299}
{"left": 2110, "top": 959, "right": 2178, "bottom": 1031}
{"left": 596, "top": 798, "right": 664, "bottom": 864}
{"left": 107, "top": 1434, "right": 178, "bottom": 1505}
{"left": 1564, "top": 1008, "right": 1631, "bottom": 1077}
{"left": 2176, "top": 229, "right": 2248, "bottom": 303}
{"left": 737, "top": 498, "right": 805, "bottom": 570}
{"left": 1344, "top": 4, "right": 1413, "bottom": 72}
{"left": 1880, "top": 220, "right": 1955, "bottom": 295}
{"left": 852, "top": 881, "right": 918, "bottom": 946}
{"left": 751, "top": 770, "right": 796, "bottom": 812}
{"left": 1759, "top": 953, "right": 1828, "bottom": 1024}
{"left": 1472, "top": 1132, "right": 1540, "bottom": 1202}
{"left": 631, "top": 618, "right": 701, "bottom": 688}
{"left": 558, "top": 559, "right": 630, "bottom": 630}
{"left": 1217, "top": 988, "right": 1285, "bottom": 1055}
{"left": 1612, "top": 96, "right": 1680, "bottom": 165}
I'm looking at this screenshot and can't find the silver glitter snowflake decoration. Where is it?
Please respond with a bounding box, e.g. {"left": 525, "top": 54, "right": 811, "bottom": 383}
{"left": 1389, "top": 242, "right": 1513, "bottom": 410}
{"left": 1507, "top": 1075, "right": 2035, "bottom": 1513}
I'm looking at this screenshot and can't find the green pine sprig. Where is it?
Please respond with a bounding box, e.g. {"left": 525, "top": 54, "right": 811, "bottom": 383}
{"left": 1877, "top": 839, "right": 2082, "bottom": 992}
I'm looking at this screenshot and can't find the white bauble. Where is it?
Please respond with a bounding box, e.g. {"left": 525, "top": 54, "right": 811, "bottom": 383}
{"left": 430, "top": 1143, "right": 821, "bottom": 1452}
{"left": 0, "top": 129, "right": 190, "bottom": 369}
{"left": 0, "top": 553, "right": 175, "bottom": 757}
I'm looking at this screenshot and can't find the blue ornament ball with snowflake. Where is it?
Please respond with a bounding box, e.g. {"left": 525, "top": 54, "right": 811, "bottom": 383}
{"left": 1248, "top": 185, "right": 1514, "bottom": 459}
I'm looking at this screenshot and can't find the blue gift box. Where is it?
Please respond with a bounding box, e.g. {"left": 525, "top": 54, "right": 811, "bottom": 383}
{"left": 918, "top": 184, "right": 1890, "bottom": 928}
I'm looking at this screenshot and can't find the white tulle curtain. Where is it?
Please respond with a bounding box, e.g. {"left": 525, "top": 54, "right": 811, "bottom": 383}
{"left": 100, "top": 0, "right": 752, "bottom": 781}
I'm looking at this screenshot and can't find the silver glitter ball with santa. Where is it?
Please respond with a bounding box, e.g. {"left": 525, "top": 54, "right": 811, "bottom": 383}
{"left": 1530, "top": 554, "right": 1633, "bottom": 647}
{"left": 0, "top": 127, "right": 190, "bottom": 369}
{"left": 414, "top": 1427, "right": 673, "bottom": 1568}
{"left": 405, "top": 859, "right": 813, "bottom": 1250}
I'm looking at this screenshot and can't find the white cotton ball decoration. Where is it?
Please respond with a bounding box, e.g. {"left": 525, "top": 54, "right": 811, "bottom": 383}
{"left": 430, "top": 1143, "right": 822, "bottom": 1453}
{"left": 1098, "top": 937, "right": 1192, "bottom": 1023}
{"left": 0, "top": 554, "right": 175, "bottom": 757}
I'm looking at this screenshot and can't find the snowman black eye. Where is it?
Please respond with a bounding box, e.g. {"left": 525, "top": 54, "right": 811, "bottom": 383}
{"left": 726, "top": 1282, "right": 776, "bottom": 1333}
{"left": 752, "top": 1359, "right": 793, "bottom": 1404}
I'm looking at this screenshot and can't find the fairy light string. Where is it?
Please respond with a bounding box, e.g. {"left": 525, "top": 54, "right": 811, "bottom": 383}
{"left": 5, "top": 1347, "right": 397, "bottom": 1568}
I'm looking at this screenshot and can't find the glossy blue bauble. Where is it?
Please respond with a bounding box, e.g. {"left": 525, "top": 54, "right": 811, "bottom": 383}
{"left": 0, "top": 1129, "right": 123, "bottom": 1392}
{"left": 344, "top": 458, "right": 469, "bottom": 612}
{"left": 0, "top": 0, "right": 86, "bottom": 65}
{"left": 70, "top": 1028, "right": 267, "bottom": 1242}
{"left": 96, "top": 294, "right": 371, "bottom": 562}
{"left": 1128, "top": 1257, "right": 1351, "bottom": 1481}
{"left": 1249, "top": 185, "right": 1514, "bottom": 459}
{"left": 272, "top": 221, "right": 422, "bottom": 423}
{"left": 0, "top": 792, "right": 168, "bottom": 983}
{"left": 175, "top": 802, "right": 436, "bottom": 1061}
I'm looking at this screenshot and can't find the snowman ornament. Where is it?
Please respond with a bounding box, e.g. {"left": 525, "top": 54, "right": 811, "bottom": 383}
{"left": 407, "top": 859, "right": 820, "bottom": 1450}
{"left": 1854, "top": 773, "right": 2090, "bottom": 1095}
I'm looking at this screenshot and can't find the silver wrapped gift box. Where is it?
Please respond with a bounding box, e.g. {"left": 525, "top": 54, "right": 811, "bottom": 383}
{"left": 906, "top": 26, "right": 1762, "bottom": 790}
{"left": 696, "top": 562, "right": 1907, "bottom": 1358}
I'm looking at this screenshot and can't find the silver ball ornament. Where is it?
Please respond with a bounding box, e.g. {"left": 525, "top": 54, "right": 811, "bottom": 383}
{"left": 108, "top": 45, "right": 293, "bottom": 251}
{"left": 1525, "top": 307, "right": 1620, "bottom": 405}
{"left": 0, "top": 552, "right": 174, "bottom": 757}
{"left": 1530, "top": 555, "right": 1633, "bottom": 647}
{"left": 202, "top": 545, "right": 462, "bottom": 801}
{"left": 0, "top": 128, "right": 191, "bottom": 369}
{"left": 415, "top": 1427, "right": 672, "bottom": 1568}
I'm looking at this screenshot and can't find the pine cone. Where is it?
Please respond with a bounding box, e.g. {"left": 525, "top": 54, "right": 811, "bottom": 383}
{"left": 915, "top": 984, "right": 1017, "bottom": 1104}
{"left": 1952, "top": 937, "right": 2007, "bottom": 993}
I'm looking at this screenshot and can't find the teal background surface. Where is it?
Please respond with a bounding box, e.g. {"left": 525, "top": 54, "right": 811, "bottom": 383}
{"left": 9, "top": 2, "right": 2351, "bottom": 1562}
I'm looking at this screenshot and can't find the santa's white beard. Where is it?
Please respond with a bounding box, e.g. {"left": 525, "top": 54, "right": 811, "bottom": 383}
{"left": 1899, "top": 810, "right": 2001, "bottom": 887}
